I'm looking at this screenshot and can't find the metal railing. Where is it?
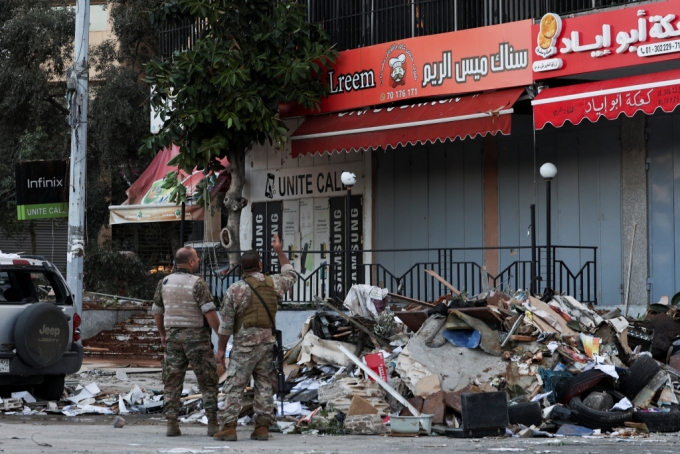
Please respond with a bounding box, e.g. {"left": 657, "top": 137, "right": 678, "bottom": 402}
{"left": 200, "top": 245, "right": 598, "bottom": 305}
{"left": 159, "top": 0, "right": 647, "bottom": 57}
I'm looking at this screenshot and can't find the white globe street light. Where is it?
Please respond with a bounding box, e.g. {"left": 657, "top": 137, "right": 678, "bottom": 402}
{"left": 540, "top": 163, "right": 557, "bottom": 293}
{"left": 540, "top": 162, "right": 558, "bottom": 180}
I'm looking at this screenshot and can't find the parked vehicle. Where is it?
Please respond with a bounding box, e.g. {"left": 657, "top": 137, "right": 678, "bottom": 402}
{"left": 0, "top": 253, "right": 82, "bottom": 400}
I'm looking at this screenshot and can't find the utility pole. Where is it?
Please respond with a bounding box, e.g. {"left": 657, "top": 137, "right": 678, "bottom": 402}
{"left": 66, "top": 0, "right": 90, "bottom": 315}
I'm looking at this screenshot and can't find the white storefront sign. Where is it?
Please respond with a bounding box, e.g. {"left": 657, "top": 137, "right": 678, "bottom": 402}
{"left": 250, "top": 162, "right": 364, "bottom": 203}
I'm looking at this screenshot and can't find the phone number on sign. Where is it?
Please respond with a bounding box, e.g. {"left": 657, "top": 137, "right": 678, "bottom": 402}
{"left": 380, "top": 88, "right": 418, "bottom": 101}
{"left": 638, "top": 39, "right": 680, "bottom": 57}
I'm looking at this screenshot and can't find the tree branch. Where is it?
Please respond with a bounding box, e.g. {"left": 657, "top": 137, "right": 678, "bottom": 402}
{"left": 43, "top": 96, "right": 69, "bottom": 116}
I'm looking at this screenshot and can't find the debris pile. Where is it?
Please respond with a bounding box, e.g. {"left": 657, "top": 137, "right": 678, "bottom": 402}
{"left": 5, "top": 270, "right": 680, "bottom": 440}
{"left": 272, "top": 273, "right": 680, "bottom": 437}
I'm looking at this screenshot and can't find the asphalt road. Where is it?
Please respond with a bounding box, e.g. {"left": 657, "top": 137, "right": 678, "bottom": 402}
{"left": 2, "top": 417, "right": 680, "bottom": 454}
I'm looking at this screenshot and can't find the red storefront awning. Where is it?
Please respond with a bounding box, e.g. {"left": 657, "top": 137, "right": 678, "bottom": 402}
{"left": 532, "top": 69, "right": 680, "bottom": 130}
{"left": 108, "top": 145, "right": 230, "bottom": 224}
{"left": 290, "top": 88, "right": 525, "bottom": 157}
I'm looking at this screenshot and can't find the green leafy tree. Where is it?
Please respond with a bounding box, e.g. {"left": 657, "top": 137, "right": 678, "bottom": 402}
{"left": 87, "top": 0, "right": 160, "bottom": 240}
{"left": 0, "top": 0, "right": 74, "bottom": 237}
{"left": 143, "top": 0, "right": 336, "bottom": 267}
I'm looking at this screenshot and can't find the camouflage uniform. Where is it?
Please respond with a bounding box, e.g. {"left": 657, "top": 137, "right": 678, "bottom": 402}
{"left": 153, "top": 270, "right": 219, "bottom": 421}
{"left": 218, "top": 264, "right": 297, "bottom": 426}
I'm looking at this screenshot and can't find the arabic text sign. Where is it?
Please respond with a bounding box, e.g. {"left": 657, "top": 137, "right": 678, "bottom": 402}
{"left": 533, "top": 0, "right": 680, "bottom": 78}
{"left": 534, "top": 82, "right": 680, "bottom": 129}
{"left": 315, "top": 20, "right": 532, "bottom": 114}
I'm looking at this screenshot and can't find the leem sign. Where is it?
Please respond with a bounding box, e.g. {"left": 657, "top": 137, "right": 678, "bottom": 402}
{"left": 285, "top": 20, "right": 532, "bottom": 115}
{"left": 15, "top": 160, "right": 68, "bottom": 220}
{"left": 533, "top": 0, "right": 680, "bottom": 78}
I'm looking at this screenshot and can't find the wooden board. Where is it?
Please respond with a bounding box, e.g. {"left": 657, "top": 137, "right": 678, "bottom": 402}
{"left": 424, "top": 269, "right": 461, "bottom": 296}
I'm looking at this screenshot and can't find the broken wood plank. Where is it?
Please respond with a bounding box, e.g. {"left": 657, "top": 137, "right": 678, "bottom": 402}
{"left": 509, "top": 335, "right": 538, "bottom": 342}
{"left": 424, "top": 269, "right": 461, "bottom": 296}
{"left": 387, "top": 293, "right": 435, "bottom": 308}
{"left": 315, "top": 296, "right": 392, "bottom": 349}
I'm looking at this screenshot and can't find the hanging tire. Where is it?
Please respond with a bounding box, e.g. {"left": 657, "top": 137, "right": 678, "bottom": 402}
{"left": 620, "top": 355, "right": 661, "bottom": 400}
{"left": 14, "top": 303, "right": 69, "bottom": 368}
{"left": 555, "top": 369, "right": 607, "bottom": 404}
{"left": 632, "top": 410, "right": 680, "bottom": 433}
{"left": 569, "top": 388, "right": 633, "bottom": 430}
{"left": 32, "top": 375, "right": 65, "bottom": 401}
{"left": 508, "top": 401, "right": 542, "bottom": 427}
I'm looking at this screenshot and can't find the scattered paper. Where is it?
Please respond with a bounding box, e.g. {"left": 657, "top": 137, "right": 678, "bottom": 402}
{"left": 276, "top": 401, "right": 306, "bottom": 416}
{"left": 124, "top": 385, "right": 146, "bottom": 405}
{"left": 67, "top": 383, "right": 101, "bottom": 404}
{"left": 531, "top": 391, "right": 553, "bottom": 402}
{"left": 62, "top": 404, "right": 114, "bottom": 416}
{"left": 547, "top": 341, "right": 560, "bottom": 354}
{"left": 11, "top": 391, "right": 36, "bottom": 403}
{"left": 118, "top": 395, "right": 129, "bottom": 414}
{"left": 611, "top": 397, "right": 633, "bottom": 411}
{"left": 116, "top": 371, "right": 129, "bottom": 381}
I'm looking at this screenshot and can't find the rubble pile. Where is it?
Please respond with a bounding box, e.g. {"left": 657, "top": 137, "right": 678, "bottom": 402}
{"left": 272, "top": 273, "right": 680, "bottom": 438}
{"left": 5, "top": 270, "right": 680, "bottom": 440}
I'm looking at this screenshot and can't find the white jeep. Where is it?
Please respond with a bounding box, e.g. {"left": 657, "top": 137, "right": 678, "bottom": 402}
{"left": 0, "top": 253, "right": 83, "bottom": 401}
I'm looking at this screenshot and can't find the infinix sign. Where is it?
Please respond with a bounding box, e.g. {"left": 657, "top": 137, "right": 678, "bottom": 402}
{"left": 15, "top": 160, "right": 68, "bottom": 220}
{"left": 27, "top": 177, "right": 64, "bottom": 188}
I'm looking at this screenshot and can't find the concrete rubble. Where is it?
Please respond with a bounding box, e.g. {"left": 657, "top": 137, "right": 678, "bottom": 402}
{"left": 6, "top": 273, "right": 680, "bottom": 441}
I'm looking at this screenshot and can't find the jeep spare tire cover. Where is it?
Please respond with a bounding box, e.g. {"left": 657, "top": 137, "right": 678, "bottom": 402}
{"left": 14, "top": 303, "right": 69, "bottom": 368}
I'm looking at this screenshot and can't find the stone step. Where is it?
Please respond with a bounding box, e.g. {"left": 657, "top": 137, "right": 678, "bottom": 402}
{"left": 118, "top": 325, "right": 156, "bottom": 332}
{"left": 92, "top": 333, "right": 160, "bottom": 342}
{"left": 129, "top": 317, "right": 155, "bottom": 325}
{"left": 84, "top": 351, "right": 164, "bottom": 361}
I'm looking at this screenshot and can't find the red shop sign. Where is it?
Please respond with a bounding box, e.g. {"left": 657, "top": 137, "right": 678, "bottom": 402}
{"left": 532, "top": 0, "right": 680, "bottom": 79}
{"left": 286, "top": 20, "right": 532, "bottom": 115}
{"left": 532, "top": 69, "right": 680, "bottom": 129}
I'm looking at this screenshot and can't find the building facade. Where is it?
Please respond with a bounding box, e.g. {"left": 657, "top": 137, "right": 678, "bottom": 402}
{"left": 163, "top": 0, "right": 680, "bottom": 306}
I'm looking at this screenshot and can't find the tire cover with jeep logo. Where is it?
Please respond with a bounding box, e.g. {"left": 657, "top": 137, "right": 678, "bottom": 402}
{"left": 14, "top": 303, "right": 69, "bottom": 368}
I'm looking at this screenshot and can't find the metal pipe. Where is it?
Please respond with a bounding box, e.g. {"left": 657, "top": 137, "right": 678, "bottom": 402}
{"left": 180, "top": 201, "right": 186, "bottom": 248}
{"left": 530, "top": 204, "right": 537, "bottom": 294}
{"left": 546, "top": 179, "right": 552, "bottom": 292}
{"left": 345, "top": 187, "right": 352, "bottom": 298}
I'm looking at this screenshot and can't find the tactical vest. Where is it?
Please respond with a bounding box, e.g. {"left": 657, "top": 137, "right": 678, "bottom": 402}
{"left": 235, "top": 275, "right": 279, "bottom": 332}
{"left": 161, "top": 272, "right": 205, "bottom": 328}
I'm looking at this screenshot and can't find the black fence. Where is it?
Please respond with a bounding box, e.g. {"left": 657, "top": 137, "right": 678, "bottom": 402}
{"left": 159, "top": 0, "right": 646, "bottom": 57}
{"left": 200, "top": 245, "right": 598, "bottom": 305}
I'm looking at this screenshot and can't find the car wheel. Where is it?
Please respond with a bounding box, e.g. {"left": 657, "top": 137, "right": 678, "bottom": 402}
{"left": 32, "top": 374, "right": 65, "bottom": 401}
{"left": 14, "top": 302, "right": 69, "bottom": 368}
{"left": 620, "top": 355, "right": 661, "bottom": 400}
{"left": 632, "top": 410, "right": 680, "bottom": 433}
{"left": 555, "top": 369, "right": 607, "bottom": 404}
{"left": 569, "top": 388, "right": 633, "bottom": 430}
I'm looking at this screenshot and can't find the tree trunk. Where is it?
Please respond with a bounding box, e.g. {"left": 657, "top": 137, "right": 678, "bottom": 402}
{"left": 221, "top": 148, "right": 248, "bottom": 271}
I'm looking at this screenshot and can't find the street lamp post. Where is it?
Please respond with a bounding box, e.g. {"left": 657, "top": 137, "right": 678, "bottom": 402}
{"left": 341, "top": 172, "right": 357, "bottom": 298}
{"left": 540, "top": 163, "right": 557, "bottom": 293}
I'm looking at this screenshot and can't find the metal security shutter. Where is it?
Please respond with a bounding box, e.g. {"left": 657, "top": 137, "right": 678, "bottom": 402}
{"left": 0, "top": 220, "right": 68, "bottom": 274}
{"left": 498, "top": 116, "right": 623, "bottom": 306}
{"left": 375, "top": 139, "right": 485, "bottom": 279}
{"left": 648, "top": 110, "right": 680, "bottom": 303}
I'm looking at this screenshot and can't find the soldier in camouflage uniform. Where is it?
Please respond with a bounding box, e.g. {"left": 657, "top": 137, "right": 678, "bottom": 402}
{"left": 213, "top": 234, "right": 297, "bottom": 442}
{"left": 152, "top": 247, "right": 224, "bottom": 437}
